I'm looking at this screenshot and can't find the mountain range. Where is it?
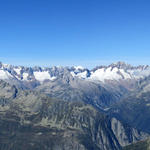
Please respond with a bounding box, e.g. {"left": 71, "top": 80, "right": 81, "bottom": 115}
{"left": 0, "top": 61, "right": 149, "bottom": 108}
{"left": 1, "top": 61, "right": 150, "bottom": 82}
{"left": 1, "top": 61, "right": 150, "bottom": 150}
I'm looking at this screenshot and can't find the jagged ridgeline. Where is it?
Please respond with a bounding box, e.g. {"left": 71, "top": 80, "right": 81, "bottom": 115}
{"left": 0, "top": 80, "right": 148, "bottom": 150}
{"left": 1, "top": 61, "right": 150, "bottom": 111}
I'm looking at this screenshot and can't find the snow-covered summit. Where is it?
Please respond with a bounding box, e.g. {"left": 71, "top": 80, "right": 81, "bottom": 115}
{"left": 0, "top": 61, "right": 150, "bottom": 83}
{"left": 73, "top": 66, "right": 84, "bottom": 70}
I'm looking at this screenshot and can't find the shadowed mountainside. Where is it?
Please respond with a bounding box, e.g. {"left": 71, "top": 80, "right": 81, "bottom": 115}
{"left": 0, "top": 80, "right": 148, "bottom": 150}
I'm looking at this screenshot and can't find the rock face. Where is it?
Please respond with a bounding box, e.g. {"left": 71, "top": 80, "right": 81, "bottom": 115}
{"left": 108, "top": 75, "right": 150, "bottom": 133}
{"left": 0, "top": 80, "right": 148, "bottom": 150}
{"left": 111, "top": 118, "right": 148, "bottom": 147}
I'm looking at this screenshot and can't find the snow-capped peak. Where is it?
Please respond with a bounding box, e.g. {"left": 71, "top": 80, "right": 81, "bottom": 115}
{"left": 73, "top": 66, "right": 84, "bottom": 70}
{"left": 33, "top": 71, "right": 56, "bottom": 82}
{"left": 0, "top": 61, "right": 150, "bottom": 83}
{"left": 109, "top": 61, "right": 131, "bottom": 69}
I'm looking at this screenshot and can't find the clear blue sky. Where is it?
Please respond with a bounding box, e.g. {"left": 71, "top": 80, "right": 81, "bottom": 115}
{"left": 0, "top": 0, "right": 150, "bottom": 68}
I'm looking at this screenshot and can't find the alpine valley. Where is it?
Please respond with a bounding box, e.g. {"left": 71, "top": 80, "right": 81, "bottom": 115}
{"left": 0, "top": 61, "right": 150, "bottom": 150}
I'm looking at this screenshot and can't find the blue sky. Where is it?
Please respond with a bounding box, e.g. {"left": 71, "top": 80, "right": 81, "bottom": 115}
{"left": 0, "top": 0, "right": 150, "bottom": 68}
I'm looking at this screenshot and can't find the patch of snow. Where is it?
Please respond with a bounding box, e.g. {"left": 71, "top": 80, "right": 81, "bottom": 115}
{"left": 119, "top": 69, "right": 131, "bottom": 79}
{"left": 50, "top": 76, "right": 57, "bottom": 81}
{"left": 33, "top": 71, "right": 56, "bottom": 82}
{"left": 14, "top": 68, "right": 21, "bottom": 75}
{"left": 76, "top": 71, "right": 88, "bottom": 79}
{"left": 0, "top": 69, "right": 13, "bottom": 79}
{"left": 70, "top": 71, "right": 76, "bottom": 77}
{"left": 71, "top": 71, "right": 88, "bottom": 79}
{"left": 89, "top": 67, "right": 122, "bottom": 82}
{"left": 2, "top": 64, "right": 11, "bottom": 69}
{"left": 74, "top": 66, "right": 84, "bottom": 70}
{"left": 128, "top": 68, "right": 150, "bottom": 79}
{"left": 23, "top": 73, "right": 29, "bottom": 80}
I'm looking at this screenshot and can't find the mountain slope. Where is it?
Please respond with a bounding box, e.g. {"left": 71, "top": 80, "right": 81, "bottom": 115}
{"left": 123, "top": 139, "right": 150, "bottom": 150}
{"left": 0, "top": 80, "right": 148, "bottom": 150}
{"left": 108, "top": 76, "right": 150, "bottom": 133}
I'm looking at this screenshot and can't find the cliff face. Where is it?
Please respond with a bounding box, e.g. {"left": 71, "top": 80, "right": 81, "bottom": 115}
{"left": 111, "top": 118, "right": 148, "bottom": 147}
